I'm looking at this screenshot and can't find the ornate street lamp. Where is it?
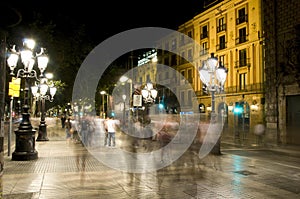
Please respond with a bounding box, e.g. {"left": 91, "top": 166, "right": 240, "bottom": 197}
{"left": 199, "top": 53, "right": 227, "bottom": 154}
{"left": 31, "top": 76, "right": 57, "bottom": 141}
{"left": 6, "top": 38, "right": 49, "bottom": 160}
{"left": 141, "top": 82, "right": 157, "bottom": 104}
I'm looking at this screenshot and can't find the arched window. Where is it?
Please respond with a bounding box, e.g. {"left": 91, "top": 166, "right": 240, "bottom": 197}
{"left": 199, "top": 103, "right": 205, "bottom": 113}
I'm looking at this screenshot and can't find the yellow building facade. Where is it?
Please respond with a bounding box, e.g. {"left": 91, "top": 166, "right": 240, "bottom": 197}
{"left": 156, "top": 0, "right": 265, "bottom": 146}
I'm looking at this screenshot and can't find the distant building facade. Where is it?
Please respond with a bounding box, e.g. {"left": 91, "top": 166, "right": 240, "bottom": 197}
{"left": 156, "top": 0, "right": 265, "bottom": 146}
{"left": 135, "top": 0, "right": 300, "bottom": 146}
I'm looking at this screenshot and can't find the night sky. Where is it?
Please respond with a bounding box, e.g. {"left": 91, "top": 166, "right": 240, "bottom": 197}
{"left": 2, "top": 0, "right": 205, "bottom": 44}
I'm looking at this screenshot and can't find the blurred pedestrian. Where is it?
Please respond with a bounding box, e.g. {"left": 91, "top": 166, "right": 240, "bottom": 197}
{"left": 254, "top": 123, "right": 265, "bottom": 135}
{"left": 254, "top": 123, "right": 265, "bottom": 145}
{"left": 65, "top": 118, "right": 72, "bottom": 143}
{"left": 105, "top": 116, "right": 120, "bottom": 148}
{"left": 103, "top": 117, "right": 109, "bottom": 146}
{"left": 79, "top": 115, "right": 95, "bottom": 147}
{"left": 79, "top": 115, "right": 89, "bottom": 146}
{"left": 61, "top": 114, "right": 66, "bottom": 128}
{"left": 87, "top": 116, "right": 96, "bottom": 147}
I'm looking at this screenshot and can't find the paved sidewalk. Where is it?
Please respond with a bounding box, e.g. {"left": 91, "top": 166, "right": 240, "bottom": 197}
{"left": 1, "top": 118, "right": 300, "bottom": 198}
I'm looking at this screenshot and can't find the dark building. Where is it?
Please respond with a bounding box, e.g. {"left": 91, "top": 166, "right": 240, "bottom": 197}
{"left": 263, "top": 0, "right": 300, "bottom": 145}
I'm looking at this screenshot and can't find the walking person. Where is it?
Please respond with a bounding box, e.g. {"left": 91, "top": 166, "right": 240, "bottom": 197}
{"left": 79, "top": 115, "right": 89, "bottom": 146}
{"left": 65, "top": 118, "right": 72, "bottom": 143}
{"left": 105, "top": 116, "right": 120, "bottom": 148}
{"left": 103, "top": 117, "right": 109, "bottom": 146}
{"left": 61, "top": 114, "right": 66, "bottom": 128}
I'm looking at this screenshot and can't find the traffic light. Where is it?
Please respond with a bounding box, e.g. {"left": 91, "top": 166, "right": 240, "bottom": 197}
{"left": 233, "top": 102, "right": 244, "bottom": 114}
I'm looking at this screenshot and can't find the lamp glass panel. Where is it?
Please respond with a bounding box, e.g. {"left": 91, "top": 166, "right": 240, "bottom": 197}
{"left": 31, "top": 86, "right": 38, "bottom": 96}
{"left": 50, "top": 87, "right": 57, "bottom": 97}
{"left": 7, "top": 53, "right": 19, "bottom": 68}
{"left": 20, "top": 50, "right": 33, "bottom": 66}
{"left": 27, "top": 58, "right": 35, "bottom": 73}
{"left": 40, "top": 84, "right": 48, "bottom": 95}
{"left": 207, "top": 58, "right": 218, "bottom": 71}
{"left": 199, "top": 69, "right": 210, "bottom": 85}
{"left": 37, "top": 55, "right": 49, "bottom": 72}
{"left": 150, "top": 89, "right": 158, "bottom": 99}
{"left": 141, "top": 89, "right": 149, "bottom": 98}
{"left": 216, "top": 68, "right": 227, "bottom": 85}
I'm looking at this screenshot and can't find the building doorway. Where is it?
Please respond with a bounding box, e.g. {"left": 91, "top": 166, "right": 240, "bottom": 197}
{"left": 286, "top": 95, "right": 300, "bottom": 145}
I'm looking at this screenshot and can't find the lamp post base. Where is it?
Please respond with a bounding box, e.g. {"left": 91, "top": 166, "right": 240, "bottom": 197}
{"left": 210, "top": 138, "right": 221, "bottom": 155}
{"left": 36, "top": 124, "right": 49, "bottom": 141}
{"left": 12, "top": 151, "right": 38, "bottom": 161}
{"left": 12, "top": 129, "right": 38, "bottom": 161}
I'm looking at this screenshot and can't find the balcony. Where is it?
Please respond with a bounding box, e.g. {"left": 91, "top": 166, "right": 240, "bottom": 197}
{"left": 225, "top": 83, "right": 265, "bottom": 94}
{"left": 216, "top": 42, "right": 227, "bottom": 51}
{"left": 196, "top": 83, "right": 265, "bottom": 97}
{"left": 200, "top": 48, "right": 209, "bottom": 56}
{"left": 200, "top": 32, "right": 209, "bottom": 39}
{"left": 234, "top": 58, "right": 251, "bottom": 68}
{"left": 236, "top": 35, "right": 248, "bottom": 44}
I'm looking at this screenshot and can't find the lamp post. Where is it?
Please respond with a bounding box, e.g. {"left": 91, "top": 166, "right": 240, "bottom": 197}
{"left": 31, "top": 75, "right": 57, "bottom": 141}
{"left": 6, "top": 38, "right": 48, "bottom": 160}
{"left": 122, "top": 94, "right": 126, "bottom": 127}
{"left": 119, "top": 75, "right": 133, "bottom": 106}
{"left": 100, "top": 91, "right": 108, "bottom": 118}
{"left": 199, "top": 53, "right": 227, "bottom": 155}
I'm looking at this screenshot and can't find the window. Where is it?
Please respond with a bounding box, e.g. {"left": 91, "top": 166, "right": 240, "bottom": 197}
{"left": 165, "top": 42, "right": 169, "bottom": 51}
{"left": 166, "top": 71, "right": 169, "bottom": 79}
{"left": 171, "top": 39, "right": 177, "bottom": 50}
{"left": 200, "top": 42, "right": 208, "bottom": 56}
{"left": 181, "top": 70, "right": 185, "bottom": 79}
{"left": 219, "top": 55, "right": 225, "bottom": 67}
{"left": 181, "top": 91, "right": 185, "bottom": 105}
{"left": 180, "top": 35, "right": 185, "bottom": 46}
{"left": 201, "top": 25, "right": 208, "bottom": 39}
{"left": 238, "top": 27, "right": 247, "bottom": 43}
{"left": 171, "top": 54, "right": 177, "bottom": 66}
{"left": 236, "top": 8, "right": 248, "bottom": 25}
{"left": 239, "top": 49, "right": 247, "bottom": 67}
{"left": 219, "top": 35, "right": 226, "bottom": 50}
{"left": 217, "top": 17, "right": 226, "bottom": 32}
{"left": 199, "top": 103, "right": 205, "bottom": 113}
{"left": 188, "top": 69, "right": 193, "bottom": 84}
{"left": 188, "top": 90, "right": 192, "bottom": 106}
{"left": 146, "top": 75, "right": 150, "bottom": 82}
{"left": 187, "top": 31, "right": 193, "bottom": 38}
{"left": 180, "top": 51, "right": 186, "bottom": 64}
{"left": 164, "top": 57, "right": 169, "bottom": 66}
{"left": 188, "top": 49, "right": 193, "bottom": 60}
{"left": 239, "top": 73, "right": 246, "bottom": 90}
{"left": 158, "top": 73, "right": 163, "bottom": 81}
